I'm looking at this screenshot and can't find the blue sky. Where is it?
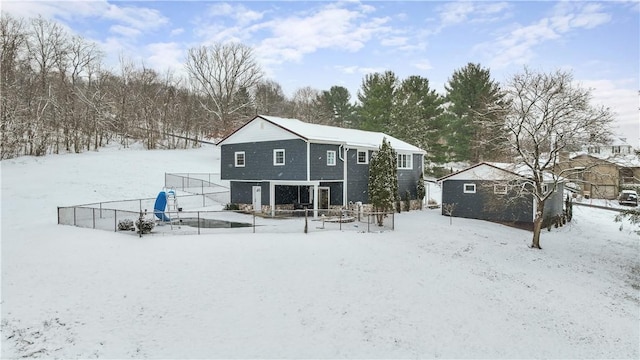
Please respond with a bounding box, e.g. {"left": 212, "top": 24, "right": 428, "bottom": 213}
{"left": 4, "top": 0, "right": 639, "bottom": 145}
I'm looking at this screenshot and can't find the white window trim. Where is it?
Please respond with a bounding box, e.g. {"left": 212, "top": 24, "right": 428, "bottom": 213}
{"left": 327, "top": 150, "right": 336, "bottom": 166}
{"left": 357, "top": 150, "right": 368, "bottom": 164}
{"left": 463, "top": 183, "right": 476, "bottom": 194}
{"left": 397, "top": 153, "right": 413, "bottom": 170}
{"left": 273, "top": 149, "right": 285, "bottom": 166}
{"left": 234, "top": 151, "right": 245, "bottom": 167}
{"left": 494, "top": 184, "right": 508, "bottom": 195}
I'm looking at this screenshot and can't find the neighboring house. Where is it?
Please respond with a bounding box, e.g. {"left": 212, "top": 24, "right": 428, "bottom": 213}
{"left": 559, "top": 153, "right": 640, "bottom": 199}
{"left": 217, "top": 115, "right": 426, "bottom": 215}
{"left": 437, "top": 162, "right": 565, "bottom": 228}
{"left": 585, "top": 137, "right": 635, "bottom": 157}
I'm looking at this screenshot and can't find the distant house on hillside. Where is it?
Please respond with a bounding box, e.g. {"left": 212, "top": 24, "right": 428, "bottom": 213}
{"left": 558, "top": 153, "right": 640, "bottom": 199}
{"left": 216, "top": 115, "right": 426, "bottom": 216}
{"left": 437, "top": 162, "right": 565, "bottom": 228}
{"left": 585, "top": 137, "right": 635, "bottom": 157}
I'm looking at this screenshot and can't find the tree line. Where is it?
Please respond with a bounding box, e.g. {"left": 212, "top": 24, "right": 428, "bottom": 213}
{"left": 1, "top": 13, "right": 508, "bottom": 165}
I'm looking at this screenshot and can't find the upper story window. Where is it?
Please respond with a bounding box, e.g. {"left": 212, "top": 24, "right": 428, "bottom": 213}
{"left": 234, "top": 151, "right": 245, "bottom": 167}
{"left": 494, "top": 184, "right": 508, "bottom": 195}
{"left": 327, "top": 150, "right": 336, "bottom": 166}
{"left": 397, "top": 153, "right": 413, "bottom": 169}
{"left": 357, "top": 150, "right": 368, "bottom": 164}
{"left": 273, "top": 149, "right": 285, "bottom": 166}
{"left": 463, "top": 183, "right": 476, "bottom": 194}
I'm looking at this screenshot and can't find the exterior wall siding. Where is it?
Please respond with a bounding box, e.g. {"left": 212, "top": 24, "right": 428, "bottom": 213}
{"left": 230, "top": 181, "right": 269, "bottom": 205}
{"left": 441, "top": 180, "right": 533, "bottom": 223}
{"left": 221, "top": 139, "right": 307, "bottom": 181}
{"left": 320, "top": 181, "right": 344, "bottom": 206}
{"left": 346, "top": 149, "right": 371, "bottom": 203}
{"left": 397, "top": 153, "right": 423, "bottom": 199}
{"left": 309, "top": 143, "right": 344, "bottom": 180}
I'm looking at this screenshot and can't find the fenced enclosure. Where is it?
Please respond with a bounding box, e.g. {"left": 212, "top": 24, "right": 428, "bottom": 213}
{"left": 57, "top": 205, "right": 395, "bottom": 236}
{"left": 58, "top": 172, "right": 396, "bottom": 235}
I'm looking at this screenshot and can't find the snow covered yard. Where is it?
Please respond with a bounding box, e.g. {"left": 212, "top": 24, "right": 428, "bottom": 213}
{"left": 1, "top": 144, "right": 639, "bottom": 358}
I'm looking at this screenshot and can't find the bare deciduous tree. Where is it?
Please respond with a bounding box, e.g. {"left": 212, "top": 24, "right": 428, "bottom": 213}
{"left": 185, "top": 42, "right": 263, "bottom": 135}
{"left": 501, "top": 67, "right": 614, "bottom": 249}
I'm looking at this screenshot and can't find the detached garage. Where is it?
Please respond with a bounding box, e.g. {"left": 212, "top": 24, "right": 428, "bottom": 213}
{"left": 437, "top": 162, "right": 565, "bottom": 228}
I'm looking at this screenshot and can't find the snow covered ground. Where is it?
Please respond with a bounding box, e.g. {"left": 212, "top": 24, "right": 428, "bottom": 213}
{"left": 1, "top": 144, "right": 639, "bottom": 358}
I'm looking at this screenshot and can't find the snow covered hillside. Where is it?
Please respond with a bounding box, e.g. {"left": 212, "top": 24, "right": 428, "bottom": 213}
{"left": 1, "top": 144, "right": 638, "bottom": 358}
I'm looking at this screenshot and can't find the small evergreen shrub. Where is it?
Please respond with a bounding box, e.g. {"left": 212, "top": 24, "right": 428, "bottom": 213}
{"left": 224, "top": 203, "right": 240, "bottom": 211}
{"left": 136, "top": 218, "right": 155, "bottom": 234}
{"left": 118, "top": 219, "right": 135, "bottom": 231}
{"left": 403, "top": 190, "right": 411, "bottom": 212}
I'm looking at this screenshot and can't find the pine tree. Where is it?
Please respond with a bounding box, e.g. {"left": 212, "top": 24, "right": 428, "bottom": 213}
{"left": 444, "top": 63, "right": 506, "bottom": 162}
{"left": 368, "top": 138, "right": 398, "bottom": 226}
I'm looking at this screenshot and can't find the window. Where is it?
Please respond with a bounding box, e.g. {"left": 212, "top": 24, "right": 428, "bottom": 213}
{"left": 327, "top": 150, "right": 336, "bottom": 166}
{"left": 397, "top": 153, "right": 413, "bottom": 169}
{"left": 357, "top": 150, "right": 368, "bottom": 164}
{"left": 463, "top": 183, "right": 476, "bottom": 194}
{"left": 494, "top": 184, "right": 508, "bottom": 194}
{"left": 234, "top": 152, "right": 245, "bottom": 167}
{"left": 612, "top": 146, "right": 621, "bottom": 154}
{"left": 273, "top": 149, "right": 285, "bottom": 166}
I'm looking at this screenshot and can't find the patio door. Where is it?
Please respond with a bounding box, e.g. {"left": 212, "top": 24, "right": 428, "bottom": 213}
{"left": 318, "top": 187, "right": 330, "bottom": 209}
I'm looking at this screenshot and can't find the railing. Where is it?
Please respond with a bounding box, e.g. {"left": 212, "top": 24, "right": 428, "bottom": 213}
{"left": 57, "top": 206, "right": 395, "bottom": 236}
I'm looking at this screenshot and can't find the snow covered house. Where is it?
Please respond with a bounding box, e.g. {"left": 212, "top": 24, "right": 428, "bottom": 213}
{"left": 217, "top": 115, "right": 426, "bottom": 215}
{"left": 437, "top": 162, "right": 565, "bottom": 228}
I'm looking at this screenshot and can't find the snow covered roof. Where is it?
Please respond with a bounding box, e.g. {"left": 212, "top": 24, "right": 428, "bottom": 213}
{"left": 437, "top": 162, "right": 561, "bottom": 182}
{"left": 570, "top": 152, "right": 640, "bottom": 168}
{"left": 218, "top": 115, "right": 425, "bottom": 153}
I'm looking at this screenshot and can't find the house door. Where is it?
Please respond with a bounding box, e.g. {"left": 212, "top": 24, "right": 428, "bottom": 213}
{"left": 252, "top": 186, "right": 262, "bottom": 212}
{"left": 319, "top": 187, "right": 330, "bottom": 209}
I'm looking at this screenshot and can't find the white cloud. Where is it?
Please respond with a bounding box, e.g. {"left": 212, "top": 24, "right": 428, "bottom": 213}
{"left": 146, "top": 42, "right": 186, "bottom": 75}
{"left": 205, "top": 2, "right": 265, "bottom": 26}
{"left": 380, "top": 36, "right": 408, "bottom": 47}
{"left": 254, "top": 4, "right": 391, "bottom": 66}
{"left": 581, "top": 78, "right": 639, "bottom": 142}
{"left": 334, "top": 65, "right": 387, "bottom": 75}
{"left": 109, "top": 25, "right": 142, "bottom": 38}
{"left": 480, "top": 2, "right": 612, "bottom": 69}
{"left": 414, "top": 60, "right": 433, "bottom": 71}
{"left": 170, "top": 28, "right": 184, "bottom": 37}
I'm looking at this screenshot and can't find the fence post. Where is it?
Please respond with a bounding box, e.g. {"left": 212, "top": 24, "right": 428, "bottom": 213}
{"left": 197, "top": 211, "right": 201, "bottom": 235}
{"left": 74, "top": 207, "right": 77, "bottom": 226}
{"left": 114, "top": 210, "right": 117, "bottom": 232}
{"left": 92, "top": 208, "right": 96, "bottom": 229}
{"left": 392, "top": 211, "right": 395, "bottom": 230}
{"left": 100, "top": 202, "right": 103, "bottom": 219}
{"left": 367, "top": 213, "right": 370, "bottom": 233}
{"left": 57, "top": 207, "right": 60, "bottom": 225}
{"left": 253, "top": 212, "right": 256, "bottom": 233}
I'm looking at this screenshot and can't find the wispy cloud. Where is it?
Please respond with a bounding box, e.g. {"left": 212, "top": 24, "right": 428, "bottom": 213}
{"left": 581, "top": 78, "right": 639, "bottom": 137}
{"left": 334, "top": 65, "right": 388, "bottom": 75}
{"left": 478, "top": 2, "right": 612, "bottom": 68}
{"left": 250, "top": 3, "right": 391, "bottom": 66}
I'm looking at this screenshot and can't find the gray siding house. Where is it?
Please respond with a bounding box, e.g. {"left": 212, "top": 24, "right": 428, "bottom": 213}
{"left": 217, "top": 115, "right": 426, "bottom": 216}
{"left": 438, "top": 162, "right": 565, "bottom": 228}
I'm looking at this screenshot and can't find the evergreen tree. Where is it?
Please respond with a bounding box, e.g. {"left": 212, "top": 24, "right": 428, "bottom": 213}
{"left": 368, "top": 138, "right": 398, "bottom": 226}
{"left": 392, "top": 75, "right": 445, "bottom": 162}
{"left": 444, "top": 63, "right": 506, "bottom": 162}
{"left": 356, "top": 71, "right": 397, "bottom": 132}
{"left": 416, "top": 172, "right": 426, "bottom": 210}
{"left": 319, "top": 85, "right": 356, "bottom": 127}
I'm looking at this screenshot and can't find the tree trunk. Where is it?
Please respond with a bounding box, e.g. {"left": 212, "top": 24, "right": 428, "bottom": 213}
{"left": 531, "top": 200, "right": 544, "bottom": 249}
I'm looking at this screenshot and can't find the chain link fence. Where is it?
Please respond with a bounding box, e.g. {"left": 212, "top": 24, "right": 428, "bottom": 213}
{"left": 58, "top": 172, "right": 395, "bottom": 235}
{"left": 57, "top": 205, "right": 394, "bottom": 236}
